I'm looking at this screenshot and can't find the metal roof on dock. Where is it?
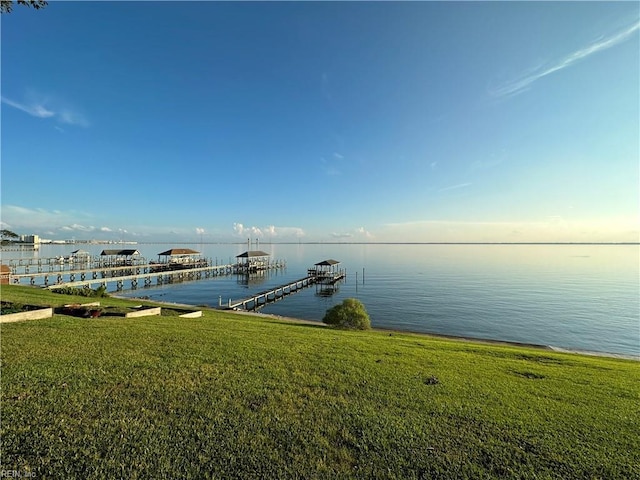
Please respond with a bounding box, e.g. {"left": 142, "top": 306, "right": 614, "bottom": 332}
{"left": 100, "top": 249, "right": 140, "bottom": 256}
{"left": 315, "top": 259, "right": 340, "bottom": 266}
{"left": 158, "top": 248, "right": 201, "bottom": 256}
{"left": 236, "top": 251, "right": 270, "bottom": 258}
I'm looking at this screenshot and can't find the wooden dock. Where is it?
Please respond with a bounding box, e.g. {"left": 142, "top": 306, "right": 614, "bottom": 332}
{"left": 7, "top": 260, "right": 284, "bottom": 291}
{"left": 223, "top": 266, "right": 346, "bottom": 311}
{"left": 222, "top": 276, "right": 317, "bottom": 310}
{"left": 6, "top": 254, "right": 346, "bottom": 312}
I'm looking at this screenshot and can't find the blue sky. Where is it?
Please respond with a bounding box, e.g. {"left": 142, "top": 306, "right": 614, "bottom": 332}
{"left": 1, "top": 1, "right": 638, "bottom": 243}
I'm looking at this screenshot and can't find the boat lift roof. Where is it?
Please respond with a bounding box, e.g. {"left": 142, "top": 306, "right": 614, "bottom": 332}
{"left": 236, "top": 251, "right": 270, "bottom": 258}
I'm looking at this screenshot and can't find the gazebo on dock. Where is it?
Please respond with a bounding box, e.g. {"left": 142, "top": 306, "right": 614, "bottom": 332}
{"left": 100, "top": 249, "right": 141, "bottom": 266}
{"left": 156, "top": 248, "right": 205, "bottom": 269}
{"left": 69, "top": 249, "right": 91, "bottom": 262}
{"left": 236, "top": 250, "right": 270, "bottom": 271}
{"left": 308, "top": 259, "right": 344, "bottom": 283}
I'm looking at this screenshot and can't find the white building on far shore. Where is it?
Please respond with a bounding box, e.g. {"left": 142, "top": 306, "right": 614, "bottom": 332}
{"left": 20, "top": 234, "right": 40, "bottom": 244}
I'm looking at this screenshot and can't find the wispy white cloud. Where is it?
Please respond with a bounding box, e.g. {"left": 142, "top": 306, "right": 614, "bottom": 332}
{"left": 1, "top": 204, "right": 220, "bottom": 241}
{"left": 58, "top": 108, "right": 90, "bottom": 127}
{"left": 1, "top": 96, "right": 54, "bottom": 118}
{"left": 275, "top": 226, "right": 306, "bottom": 239}
{"left": 357, "top": 226, "right": 374, "bottom": 239}
{"left": 321, "top": 72, "right": 332, "bottom": 101}
{"left": 233, "top": 223, "right": 305, "bottom": 240}
{"left": 233, "top": 222, "right": 262, "bottom": 237}
{"left": 330, "top": 232, "right": 353, "bottom": 239}
{"left": 333, "top": 152, "right": 344, "bottom": 160}
{"left": 320, "top": 156, "right": 341, "bottom": 176}
{"left": 1, "top": 93, "right": 89, "bottom": 127}
{"left": 2, "top": 205, "right": 83, "bottom": 229}
{"left": 331, "top": 227, "right": 374, "bottom": 240}
{"left": 60, "top": 224, "right": 96, "bottom": 232}
{"left": 0, "top": 205, "right": 115, "bottom": 238}
{"left": 380, "top": 217, "right": 640, "bottom": 243}
{"left": 469, "top": 150, "right": 507, "bottom": 173}
{"left": 490, "top": 20, "right": 640, "bottom": 98}
{"left": 439, "top": 182, "right": 471, "bottom": 192}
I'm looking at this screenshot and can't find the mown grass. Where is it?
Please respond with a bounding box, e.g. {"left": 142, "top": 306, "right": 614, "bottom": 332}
{"left": 1, "top": 285, "right": 639, "bottom": 479}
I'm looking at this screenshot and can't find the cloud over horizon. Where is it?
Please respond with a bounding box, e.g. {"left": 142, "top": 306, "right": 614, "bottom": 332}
{"left": 380, "top": 217, "right": 640, "bottom": 243}
{"left": 233, "top": 223, "right": 305, "bottom": 240}
{"left": 330, "top": 227, "right": 373, "bottom": 240}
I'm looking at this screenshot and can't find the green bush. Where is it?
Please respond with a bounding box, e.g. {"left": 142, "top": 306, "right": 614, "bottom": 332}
{"left": 322, "top": 298, "right": 371, "bottom": 330}
{"left": 1, "top": 302, "right": 24, "bottom": 314}
{"left": 53, "top": 285, "right": 108, "bottom": 298}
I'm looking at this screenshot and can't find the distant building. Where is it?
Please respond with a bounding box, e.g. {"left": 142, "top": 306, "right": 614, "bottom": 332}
{"left": 20, "top": 234, "right": 40, "bottom": 244}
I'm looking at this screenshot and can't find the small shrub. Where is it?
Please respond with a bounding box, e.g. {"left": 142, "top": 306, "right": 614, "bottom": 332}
{"left": 53, "top": 285, "right": 109, "bottom": 298}
{"left": 1, "top": 302, "right": 24, "bottom": 314}
{"left": 1, "top": 302, "right": 49, "bottom": 314}
{"left": 322, "top": 298, "right": 371, "bottom": 330}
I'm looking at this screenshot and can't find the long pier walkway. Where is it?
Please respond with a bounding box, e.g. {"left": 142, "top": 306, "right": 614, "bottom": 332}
{"left": 7, "top": 262, "right": 284, "bottom": 291}
{"left": 42, "top": 264, "right": 237, "bottom": 290}
{"left": 222, "top": 269, "right": 346, "bottom": 311}
{"left": 223, "top": 276, "right": 317, "bottom": 310}
{"left": 6, "top": 254, "right": 346, "bottom": 312}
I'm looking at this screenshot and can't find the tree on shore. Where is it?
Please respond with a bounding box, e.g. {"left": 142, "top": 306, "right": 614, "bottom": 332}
{"left": 1, "top": 229, "right": 19, "bottom": 242}
{"left": 322, "top": 298, "right": 371, "bottom": 330}
{"left": 1, "top": 0, "right": 48, "bottom": 14}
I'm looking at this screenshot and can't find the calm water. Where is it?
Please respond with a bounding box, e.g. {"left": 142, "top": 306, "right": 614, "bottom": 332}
{"left": 3, "top": 243, "right": 639, "bottom": 357}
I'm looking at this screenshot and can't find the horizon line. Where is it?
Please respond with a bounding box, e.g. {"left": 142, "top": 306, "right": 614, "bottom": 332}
{"left": 5, "top": 241, "right": 638, "bottom": 246}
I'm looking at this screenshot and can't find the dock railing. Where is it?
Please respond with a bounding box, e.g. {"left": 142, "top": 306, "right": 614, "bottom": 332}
{"left": 307, "top": 267, "right": 346, "bottom": 284}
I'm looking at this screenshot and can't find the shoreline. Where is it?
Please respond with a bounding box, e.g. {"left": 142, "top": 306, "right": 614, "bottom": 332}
{"left": 268, "top": 312, "right": 640, "bottom": 361}
{"left": 121, "top": 295, "right": 640, "bottom": 362}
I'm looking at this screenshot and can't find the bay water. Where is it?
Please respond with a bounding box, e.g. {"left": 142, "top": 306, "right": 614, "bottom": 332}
{"left": 3, "top": 243, "right": 638, "bottom": 357}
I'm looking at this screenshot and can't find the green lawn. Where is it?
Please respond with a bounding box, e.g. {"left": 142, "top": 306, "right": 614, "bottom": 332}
{"left": 1, "top": 285, "right": 638, "bottom": 479}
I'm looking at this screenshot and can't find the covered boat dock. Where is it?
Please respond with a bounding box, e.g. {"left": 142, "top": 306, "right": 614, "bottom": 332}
{"left": 99, "top": 249, "right": 142, "bottom": 267}
{"left": 151, "top": 248, "right": 208, "bottom": 271}
{"left": 308, "top": 259, "right": 345, "bottom": 284}
{"left": 236, "top": 250, "right": 271, "bottom": 273}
